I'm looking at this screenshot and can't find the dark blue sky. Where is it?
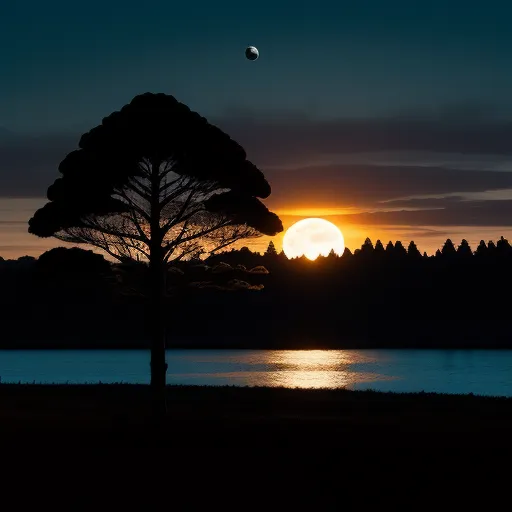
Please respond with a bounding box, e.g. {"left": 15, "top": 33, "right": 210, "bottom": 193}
{"left": 2, "top": 0, "right": 512, "bottom": 257}
{"left": 2, "top": 0, "right": 512, "bottom": 131}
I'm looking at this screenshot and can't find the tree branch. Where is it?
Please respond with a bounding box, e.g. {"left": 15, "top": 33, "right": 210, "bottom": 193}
{"left": 80, "top": 218, "right": 145, "bottom": 243}
{"left": 160, "top": 189, "right": 197, "bottom": 236}
{"left": 114, "top": 191, "right": 151, "bottom": 246}
{"left": 163, "top": 219, "right": 191, "bottom": 261}
{"left": 159, "top": 176, "right": 182, "bottom": 195}
{"left": 130, "top": 176, "right": 152, "bottom": 198}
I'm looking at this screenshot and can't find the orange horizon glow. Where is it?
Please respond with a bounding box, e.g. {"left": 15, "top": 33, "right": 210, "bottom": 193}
{"left": 1, "top": 199, "right": 512, "bottom": 261}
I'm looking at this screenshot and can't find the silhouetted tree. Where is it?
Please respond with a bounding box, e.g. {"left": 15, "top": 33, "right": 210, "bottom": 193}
{"left": 435, "top": 249, "right": 442, "bottom": 258}
{"left": 28, "top": 92, "right": 283, "bottom": 419}
{"left": 457, "top": 239, "right": 473, "bottom": 258}
{"left": 496, "top": 236, "right": 511, "bottom": 256}
{"left": 385, "top": 241, "right": 394, "bottom": 254}
{"left": 422, "top": 251, "right": 428, "bottom": 259}
{"left": 342, "top": 247, "right": 353, "bottom": 258}
{"left": 265, "top": 240, "right": 277, "bottom": 256}
{"left": 361, "top": 237, "right": 374, "bottom": 253}
{"left": 475, "top": 240, "right": 488, "bottom": 258}
{"left": 407, "top": 241, "right": 421, "bottom": 259}
{"left": 394, "top": 241, "right": 407, "bottom": 257}
{"left": 15, "top": 255, "right": 36, "bottom": 267}
{"left": 441, "top": 239, "right": 456, "bottom": 257}
{"left": 487, "top": 240, "right": 497, "bottom": 256}
{"left": 374, "top": 240, "right": 385, "bottom": 255}
{"left": 36, "top": 247, "right": 111, "bottom": 275}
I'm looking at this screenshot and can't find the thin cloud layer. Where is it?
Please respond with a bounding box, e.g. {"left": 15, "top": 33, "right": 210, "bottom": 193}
{"left": 263, "top": 165, "right": 512, "bottom": 209}
{"left": 0, "top": 132, "right": 77, "bottom": 197}
{"left": 341, "top": 200, "right": 512, "bottom": 226}
{"left": 215, "top": 113, "right": 512, "bottom": 167}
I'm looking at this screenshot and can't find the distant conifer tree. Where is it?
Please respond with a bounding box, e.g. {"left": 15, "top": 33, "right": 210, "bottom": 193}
{"left": 265, "top": 240, "right": 278, "bottom": 256}
{"left": 475, "top": 240, "right": 488, "bottom": 257}
{"left": 407, "top": 241, "right": 421, "bottom": 258}
{"left": 375, "top": 240, "right": 385, "bottom": 254}
{"left": 496, "top": 236, "right": 511, "bottom": 256}
{"left": 342, "top": 247, "right": 353, "bottom": 258}
{"left": 441, "top": 239, "right": 456, "bottom": 256}
{"left": 394, "top": 241, "right": 407, "bottom": 256}
{"left": 360, "top": 237, "right": 374, "bottom": 255}
{"left": 457, "top": 239, "right": 472, "bottom": 257}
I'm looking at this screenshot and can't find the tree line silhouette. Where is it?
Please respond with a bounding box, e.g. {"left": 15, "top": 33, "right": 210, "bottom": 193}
{"left": 1, "top": 234, "right": 511, "bottom": 351}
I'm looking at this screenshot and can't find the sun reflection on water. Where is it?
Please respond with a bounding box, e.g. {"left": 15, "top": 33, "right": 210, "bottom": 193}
{"left": 168, "top": 350, "right": 397, "bottom": 389}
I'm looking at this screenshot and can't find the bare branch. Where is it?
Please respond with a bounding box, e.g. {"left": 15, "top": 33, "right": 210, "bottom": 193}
{"left": 160, "top": 188, "right": 197, "bottom": 236}
{"left": 159, "top": 159, "right": 177, "bottom": 180}
{"left": 138, "top": 160, "right": 151, "bottom": 179}
{"left": 80, "top": 217, "right": 145, "bottom": 243}
{"left": 115, "top": 189, "right": 150, "bottom": 223}
{"left": 114, "top": 190, "right": 151, "bottom": 245}
{"left": 159, "top": 176, "right": 182, "bottom": 195}
{"left": 159, "top": 181, "right": 194, "bottom": 211}
{"left": 163, "top": 219, "right": 191, "bottom": 262}
{"left": 130, "top": 176, "right": 152, "bottom": 198}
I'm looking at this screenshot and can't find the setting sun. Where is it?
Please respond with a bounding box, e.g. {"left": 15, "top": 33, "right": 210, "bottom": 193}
{"left": 282, "top": 218, "right": 345, "bottom": 260}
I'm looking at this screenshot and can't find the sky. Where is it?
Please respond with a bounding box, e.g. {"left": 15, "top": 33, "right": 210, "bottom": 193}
{"left": 2, "top": 0, "right": 512, "bottom": 258}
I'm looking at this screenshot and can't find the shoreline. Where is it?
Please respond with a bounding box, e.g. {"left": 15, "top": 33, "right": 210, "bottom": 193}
{"left": 2, "top": 384, "right": 512, "bottom": 439}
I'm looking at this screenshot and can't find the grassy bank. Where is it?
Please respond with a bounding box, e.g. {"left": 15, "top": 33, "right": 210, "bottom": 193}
{"left": 2, "top": 385, "right": 511, "bottom": 508}
{"left": 2, "top": 384, "right": 512, "bottom": 433}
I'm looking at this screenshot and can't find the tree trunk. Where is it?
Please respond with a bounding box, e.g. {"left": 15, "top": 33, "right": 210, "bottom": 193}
{"left": 149, "top": 253, "right": 167, "bottom": 421}
{"left": 149, "top": 158, "right": 167, "bottom": 423}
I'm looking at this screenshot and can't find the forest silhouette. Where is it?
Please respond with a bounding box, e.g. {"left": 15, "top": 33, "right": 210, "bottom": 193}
{"left": 2, "top": 234, "right": 511, "bottom": 350}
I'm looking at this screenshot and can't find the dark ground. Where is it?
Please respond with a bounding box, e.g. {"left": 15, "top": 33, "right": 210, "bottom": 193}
{"left": 1, "top": 385, "right": 511, "bottom": 510}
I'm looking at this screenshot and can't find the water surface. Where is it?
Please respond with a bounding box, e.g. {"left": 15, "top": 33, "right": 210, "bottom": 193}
{"left": 1, "top": 349, "right": 512, "bottom": 396}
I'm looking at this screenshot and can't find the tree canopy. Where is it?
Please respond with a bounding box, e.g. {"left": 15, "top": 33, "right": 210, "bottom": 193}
{"left": 29, "top": 93, "right": 283, "bottom": 264}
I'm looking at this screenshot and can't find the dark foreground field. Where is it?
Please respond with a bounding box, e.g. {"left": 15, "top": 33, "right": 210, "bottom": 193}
{"left": 1, "top": 384, "right": 511, "bottom": 510}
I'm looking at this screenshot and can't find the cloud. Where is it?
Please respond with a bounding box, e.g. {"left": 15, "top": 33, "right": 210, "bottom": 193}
{"left": 379, "top": 196, "right": 468, "bottom": 209}
{"left": 265, "top": 151, "right": 512, "bottom": 172}
{"left": 0, "top": 131, "right": 78, "bottom": 197}
{"left": 403, "top": 229, "right": 460, "bottom": 239}
{"left": 214, "top": 113, "right": 512, "bottom": 167}
{"left": 340, "top": 199, "right": 512, "bottom": 226}
{"left": 363, "top": 226, "right": 457, "bottom": 238}
{"left": 263, "top": 165, "right": 512, "bottom": 209}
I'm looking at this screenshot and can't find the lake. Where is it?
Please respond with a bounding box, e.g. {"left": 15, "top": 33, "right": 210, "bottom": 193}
{"left": 1, "top": 349, "right": 512, "bottom": 396}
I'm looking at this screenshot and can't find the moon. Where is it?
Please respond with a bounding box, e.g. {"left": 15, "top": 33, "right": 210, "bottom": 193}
{"left": 245, "top": 46, "right": 259, "bottom": 60}
{"left": 282, "top": 218, "right": 345, "bottom": 260}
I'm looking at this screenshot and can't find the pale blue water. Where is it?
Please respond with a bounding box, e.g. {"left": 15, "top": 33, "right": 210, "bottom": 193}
{"left": 0, "top": 349, "right": 511, "bottom": 396}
